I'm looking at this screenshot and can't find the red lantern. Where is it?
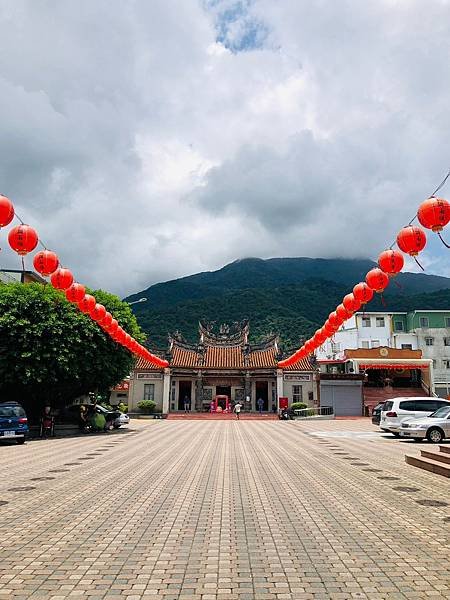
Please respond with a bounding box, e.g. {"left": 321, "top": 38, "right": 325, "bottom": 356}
{"left": 78, "top": 294, "right": 96, "bottom": 314}
{"left": 396, "top": 226, "right": 426, "bottom": 256}
{"left": 108, "top": 318, "right": 119, "bottom": 335}
{"left": 365, "top": 268, "right": 389, "bottom": 293}
{"left": 418, "top": 197, "right": 450, "bottom": 232}
{"left": 417, "top": 196, "right": 450, "bottom": 248}
{"left": 33, "top": 250, "right": 59, "bottom": 276}
{"left": 328, "top": 311, "right": 343, "bottom": 329}
{"left": 65, "top": 283, "right": 85, "bottom": 303}
{"left": 0, "top": 195, "right": 14, "bottom": 227}
{"left": 343, "top": 293, "right": 361, "bottom": 313}
{"left": 353, "top": 282, "right": 374, "bottom": 305}
{"left": 8, "top": 224, "right": 38, "bottom": 255}
{"left": 101, "top": 312, "right": 113, "bottom": 329}
{"left": 378, "top": 249, "right": 404, "bottom": 276}
{"left": 50, "top": 268, "right": 74, "bottom": 290}
{"left": 336, "top": 303, "right": 352, "bottom": 321}
{"left": 91, "top": 303, "right": 107, "bottom": 322}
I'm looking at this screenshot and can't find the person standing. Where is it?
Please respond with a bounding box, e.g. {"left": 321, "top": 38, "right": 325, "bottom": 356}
{"left": 257, "top": 397, "right": 264, "bottom": 414}
{"left": 183, "top": 395, "right": 190, "bottom": 413}
{"left": 233, "top": 401, "right": 242, "bottom": 420}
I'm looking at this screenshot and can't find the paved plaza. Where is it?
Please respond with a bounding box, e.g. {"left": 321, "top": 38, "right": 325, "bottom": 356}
{"left": 0, "top": 419, "right": 449, "bottom": 600}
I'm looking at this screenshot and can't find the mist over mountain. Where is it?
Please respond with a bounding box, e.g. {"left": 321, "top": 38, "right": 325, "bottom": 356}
{"left": 126, "top": 257, "right": 450, "bottom": 349}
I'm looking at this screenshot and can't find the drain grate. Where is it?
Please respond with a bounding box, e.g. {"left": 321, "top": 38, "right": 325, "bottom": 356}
{"left": 49, "top": 469, "right": 70, "bottom": 473}
{"left": 0, "top": 500, "right": 9, "bottom": 506}
{"left": 30, "top": 477, "right": 55, "bottom": 481}
{"left": 351, "top": 462, "right": 370, "bottom": 466}
{"left": 8, "top": 486, "right": 36, "bottom": 492}
{"left": 79, "top": 457, "right": 95, "bottom": 460}
{"left": 393, "top": 486, "right": 420, "bottom": 493}
{"left": 64, "top": 463, "right": 80, "bottom": 466}
{"left": 443, "top": 516, "right": 450, "bottom": 522}
{"left": 362, "top": 468, "right": 382, "bottom": 473}
{"left": 377, "top": 476, "right": 400, "bottom": 481}
{"left": 416, "top": 499, "right": 448, "bottom": 508}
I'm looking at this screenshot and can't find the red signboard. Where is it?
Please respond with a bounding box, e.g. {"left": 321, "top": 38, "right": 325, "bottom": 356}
{"left": 112, "top": 381, "right": 130, "bottom": 391}
{"left": 279, "top": 397, "right": 288, "bottom": 409}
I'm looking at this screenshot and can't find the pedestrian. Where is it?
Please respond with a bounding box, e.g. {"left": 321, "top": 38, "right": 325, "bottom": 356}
{"left": 257, "top": 397, "right": 264, "bottom": 414}
{"left": 233, "top": 401, "right": 242, "bottom": 420}
{"left": 183, "top": 395, "right": 190, "bottom": 413}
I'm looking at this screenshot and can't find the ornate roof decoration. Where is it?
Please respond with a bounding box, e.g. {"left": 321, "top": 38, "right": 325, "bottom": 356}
{"left": 198, "top": 320, "right": 250, "bottom": 346}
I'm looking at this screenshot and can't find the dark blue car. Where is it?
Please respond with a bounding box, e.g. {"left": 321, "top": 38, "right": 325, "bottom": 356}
{"left": 0, "top": 402, "right": 29, "bottom": 444}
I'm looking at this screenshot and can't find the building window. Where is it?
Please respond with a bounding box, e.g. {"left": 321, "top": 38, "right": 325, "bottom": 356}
{"left": 419, "top": 317, "right": 429, "bottom": 328}
{"left": 432, "top": 359, "right": 437, "bottom": 368}
{"left": 292, "top": 385, "right": 303, "bottom": 403}
{"left": 444, "top": 360, "right": 450, "bottom": 369}
{"left": 401, "top": 344, "right": 413, "bottom": 350}
{"left": 116, "top": 393, "right": 127, "bottom": 398}
{"left": 394, "top": 321, "right": 404, "bottom": 332}
{"left": 331, "top": 342, "right": 341, "bottom": 353}
{"left": 446, "top": 317, "right": 450, "bottom": 327}
{"left": 361, "top": 341, "right": 370, "bottom": 349}
{"left": 362, "top": 317, "right": 371, "bottom": 327}
{"left": 444, "top": 337, "right": 450, "bottom": 346}
{"left": 425, "top": 337, "right": 434, "bottom": 346}
{"left": 371, "top": 340, "right": 380, "bottom": 348}
{"left": 376, "top": 317, "right": 385, "bottom": 327}
{"left": 143, "top": 383, "right": 155, "bottom": 401}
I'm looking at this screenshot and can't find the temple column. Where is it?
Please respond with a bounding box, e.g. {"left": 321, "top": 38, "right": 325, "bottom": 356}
{"left": 195, "top": 371, "right": 203, "bottom": 412}
{"left": 276, "top": 369, "right": 284, "bottom": 408}
{"left": 162, "top": 368, "right": 171, "bottom": 414}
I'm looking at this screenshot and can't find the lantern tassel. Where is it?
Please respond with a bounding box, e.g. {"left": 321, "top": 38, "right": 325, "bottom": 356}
{"left": 413, "top": 256, "right": 425, "bottom": 271}
{"left": 21, "top": 256, "right": 25, "bottom": 273}
{"left": 437, "top": 231, "right": 450, "bottom": 248}
{"left": 392, "top": 278, "right": 402, "bottom": 289}
{"left": 380, "top": 294, "right": 387, "bottom": 307}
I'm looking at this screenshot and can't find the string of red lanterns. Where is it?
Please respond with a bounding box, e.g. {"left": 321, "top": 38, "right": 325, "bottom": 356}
{"left": 0, "top": 193, "right": 168, "bottom": 369}
{"left": 278, "top": 192, "right": 450, "bottom": 368}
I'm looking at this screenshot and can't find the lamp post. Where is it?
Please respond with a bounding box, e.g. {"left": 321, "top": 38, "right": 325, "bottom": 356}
{"left": 126, "top": 297, "right": 147, "bottom": 306}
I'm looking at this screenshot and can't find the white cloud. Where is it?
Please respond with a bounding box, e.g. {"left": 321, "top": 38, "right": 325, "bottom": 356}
{"left": 0, "top": 0, "right": 449, "bottom": 296}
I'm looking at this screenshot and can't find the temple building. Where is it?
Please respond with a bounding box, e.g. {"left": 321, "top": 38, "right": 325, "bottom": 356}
{"left": 128, "top": 321, "right": 317, "bottom": 413}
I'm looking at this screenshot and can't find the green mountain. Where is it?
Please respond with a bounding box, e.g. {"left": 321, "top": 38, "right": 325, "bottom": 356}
{"left": 126, "top": 257, "right": 450, "bottom": 350}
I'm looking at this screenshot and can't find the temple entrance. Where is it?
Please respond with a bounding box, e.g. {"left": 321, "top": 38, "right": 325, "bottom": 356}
{"left": 178, "top": 381, "right": 192, "bottom": 410}
{"left": 216, "top": 386, "right": 231, "bottom": 406}
{"left": 255, "top": 381, "right": 269, "bottom": 411}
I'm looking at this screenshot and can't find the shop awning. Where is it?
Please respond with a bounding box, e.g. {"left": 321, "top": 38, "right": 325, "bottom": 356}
{"left": 358, "top": 363, "right": 429, "bottom": 370}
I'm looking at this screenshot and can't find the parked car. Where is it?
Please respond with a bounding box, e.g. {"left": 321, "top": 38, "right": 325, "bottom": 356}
{"left": 114, "top": 412, "right": 129, "bottom": 428}
{"left": 0, "top": 401, "right": 29, "bottom": 444}
{"left": 399, "top": 405, "right": 450, "bottom": 443}
{"left": 371, "top": 402, "right": 385, "bottom": 425}
{"left": 380, "top": 397, "right": 450, "bottom": 436}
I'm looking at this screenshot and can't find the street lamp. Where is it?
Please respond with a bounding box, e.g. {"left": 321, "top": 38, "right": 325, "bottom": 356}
{"left": 127, "top": 297, "right": 148, "bottom": 306}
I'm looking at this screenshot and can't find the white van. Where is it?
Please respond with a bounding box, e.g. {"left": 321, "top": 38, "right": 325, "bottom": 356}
{"left": 380, "top": 397, "right": 450, "bottom": 436}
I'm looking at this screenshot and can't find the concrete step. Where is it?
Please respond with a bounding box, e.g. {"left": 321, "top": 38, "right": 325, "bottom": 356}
{"left": 405, "top": 454, "right": 450, "bottom": 478}
{"left": 439, "top": 445, "right": 450, "bottom": 454}
{"left": 420, "top": 449, "right": 450, "bottom": 465}
{"left": 167, "top": 413, "right": 278, "bottom": 420}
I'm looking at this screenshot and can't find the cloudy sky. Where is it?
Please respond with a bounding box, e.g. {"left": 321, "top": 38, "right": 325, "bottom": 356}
{"left": 0, "top": 0, "right": 449, "bottom": 296}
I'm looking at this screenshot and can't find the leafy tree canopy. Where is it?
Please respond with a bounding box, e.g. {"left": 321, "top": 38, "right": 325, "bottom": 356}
{"left": 0, "top": 283, "right": 143, "bottom": 416}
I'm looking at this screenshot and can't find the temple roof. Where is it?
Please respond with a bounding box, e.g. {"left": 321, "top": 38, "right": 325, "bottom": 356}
{"left": 135, "top": 322, "right": 314, "bottom": 371}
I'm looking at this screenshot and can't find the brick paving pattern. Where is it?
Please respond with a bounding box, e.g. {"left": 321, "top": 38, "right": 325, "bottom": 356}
{"left": 0, "top": 419, "right": 449, "bottom": 599}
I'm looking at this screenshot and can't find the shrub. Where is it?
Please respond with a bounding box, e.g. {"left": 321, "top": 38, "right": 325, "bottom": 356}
{"left": 137, "top": 400, "right": 156, "bottom": 413}
{"left": 118, "top": 403, "right": 128, "bottom": 413}
{"left": 290, "top": 402, "right": 308, "bottom": 411}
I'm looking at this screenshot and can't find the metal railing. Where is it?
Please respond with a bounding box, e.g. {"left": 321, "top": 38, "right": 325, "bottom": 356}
{"left": 293, "top": 406, "right": 334, "bottom": 419}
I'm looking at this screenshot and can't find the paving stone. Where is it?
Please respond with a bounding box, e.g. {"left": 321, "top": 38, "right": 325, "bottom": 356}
{"left": 0, "top": 420, "right": 449, "bottom": 599}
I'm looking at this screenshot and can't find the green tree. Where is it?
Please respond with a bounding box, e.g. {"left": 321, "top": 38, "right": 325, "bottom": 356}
{"left": 0, "top": 283, "right": 143, "bottom": 420}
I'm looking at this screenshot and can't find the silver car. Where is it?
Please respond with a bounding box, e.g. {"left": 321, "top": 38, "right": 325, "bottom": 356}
{"left": 399, "top": 405, "right": 450, "bottom": 443}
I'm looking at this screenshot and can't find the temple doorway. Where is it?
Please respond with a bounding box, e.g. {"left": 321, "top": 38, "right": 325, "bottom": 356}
{"left": 178, "top": 381, "right": 192, "bottom": 410}
{"left": 216, "top": 386, "right": 231, "bottom": 408}
{"left": 255, "top": 381, "right": 269, "bottom": 411}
